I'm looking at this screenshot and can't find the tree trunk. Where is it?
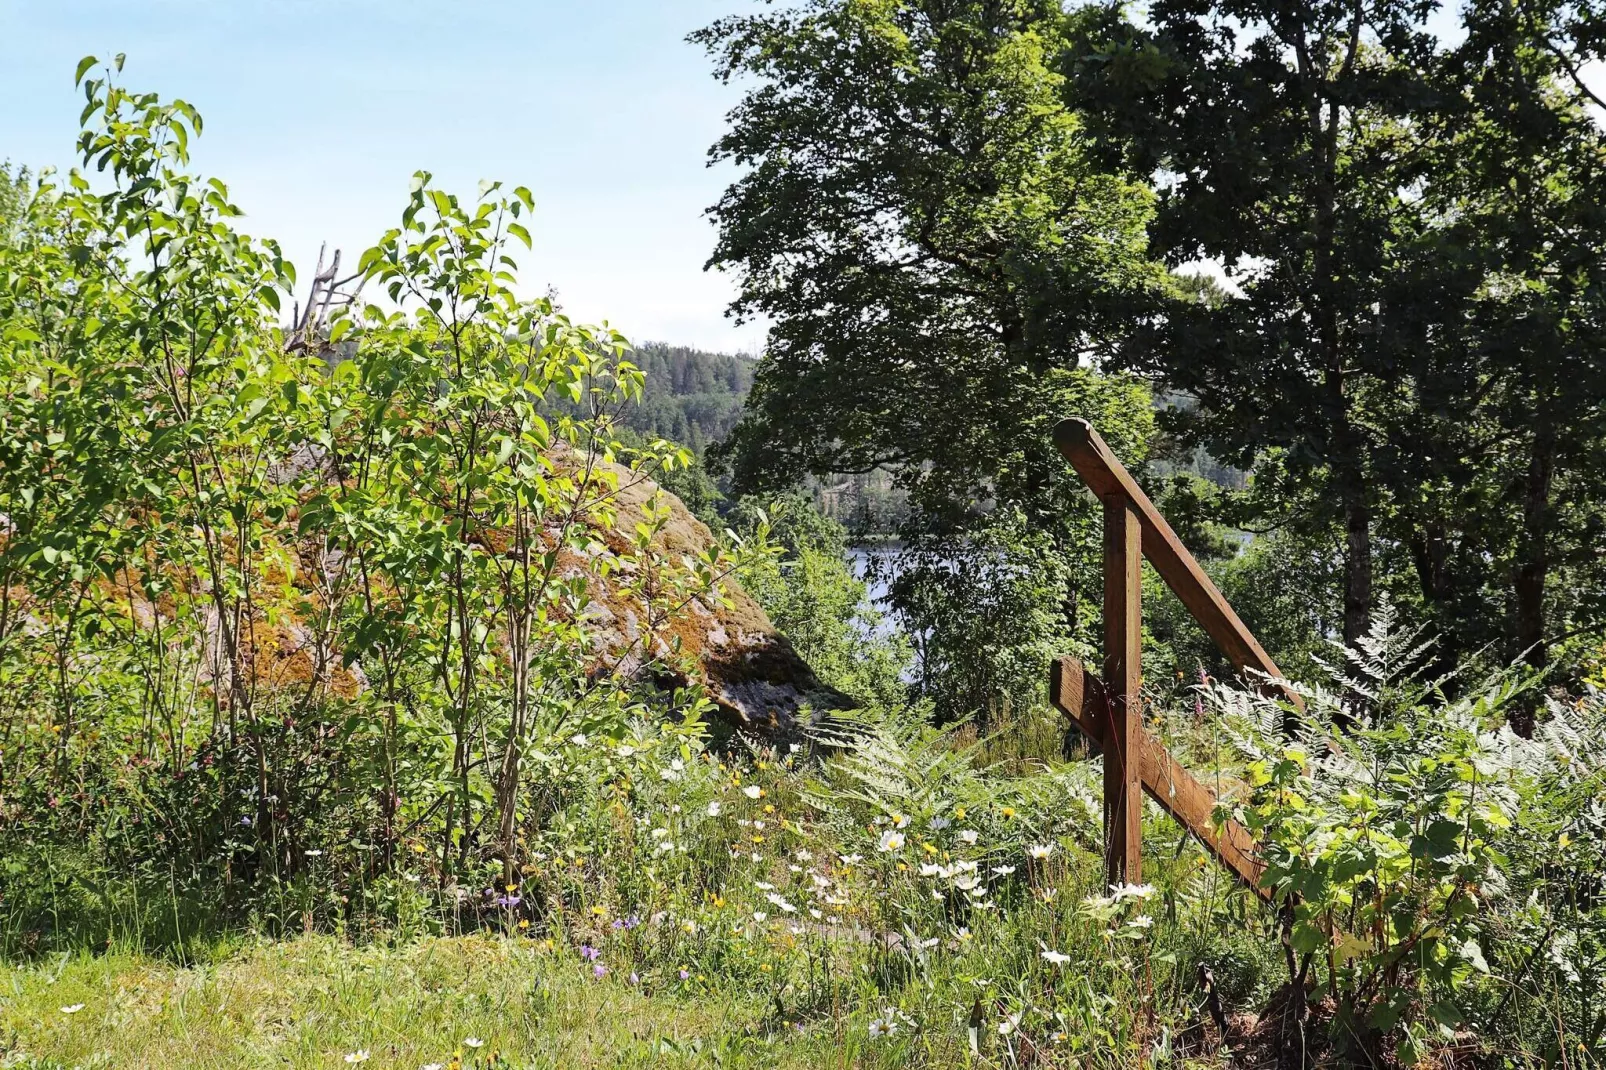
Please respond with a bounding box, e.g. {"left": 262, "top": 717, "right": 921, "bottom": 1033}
{"left": 1342, "top": 484, "right": 1372, "bottom": 656}
{"left": 1330, "top": 393, "right": 1372, "bottom": 713}
{"left": 1407, "top": 523, "right": 1467, "bottom": 685}
{"left": 1510, "top": 418, "right": 1555, "bottom": 738}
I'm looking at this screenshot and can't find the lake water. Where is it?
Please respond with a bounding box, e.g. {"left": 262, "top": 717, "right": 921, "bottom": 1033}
{"left": 846, "top": 544, "right": 902, "bottom": 639}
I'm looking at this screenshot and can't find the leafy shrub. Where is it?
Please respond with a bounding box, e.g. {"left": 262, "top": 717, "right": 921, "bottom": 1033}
{"left": 735, "top": 498, "right": 910, "bottom": 711}
{"left": 1214, "top": 609, "right": 1606, "bottom": 1063}
{"left": 0, "top": 59, "right": 757, "bottom": 941}
{"left": 892, "top": 511, "right": 1083, "bottom": 727}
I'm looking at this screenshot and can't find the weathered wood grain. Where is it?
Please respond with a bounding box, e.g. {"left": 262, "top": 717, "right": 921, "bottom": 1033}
{"left": 1102, "top": 494, "right": 1144, "bottom": 886}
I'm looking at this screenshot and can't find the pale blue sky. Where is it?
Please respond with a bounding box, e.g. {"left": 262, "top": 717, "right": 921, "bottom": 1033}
{"left": 0, "top": 0, "right": 769, "bottom": 353}
{"left": 5, "top": 4, "right": 1599, "bottom": 352}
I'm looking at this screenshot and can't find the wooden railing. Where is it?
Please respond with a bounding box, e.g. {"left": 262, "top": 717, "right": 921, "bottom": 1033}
{"left": 1049, "top": 418, "right": 1302, "bottom": 900}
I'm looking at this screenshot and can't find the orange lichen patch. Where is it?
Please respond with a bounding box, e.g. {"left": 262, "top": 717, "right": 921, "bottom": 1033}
{"left": 238, "top": 620, "right": 364, "bottom": 700}
{"left": 594, "top": 525, "right": 637, "bottom": 560}
{"left": 6, "top": 453, "right": 847, "bottom": 736}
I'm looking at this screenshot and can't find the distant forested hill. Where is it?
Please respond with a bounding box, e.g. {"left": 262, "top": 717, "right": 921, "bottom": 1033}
{"left": 609, "top": 346, "right": 1239, "bottom": 535}
{"left": 619, "top": 342, "right": 755, "bottom": 453}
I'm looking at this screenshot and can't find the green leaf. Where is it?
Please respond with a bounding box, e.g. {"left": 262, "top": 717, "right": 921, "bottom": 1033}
{"left": 75, "top": 55, "right": 98, "bottom": 86}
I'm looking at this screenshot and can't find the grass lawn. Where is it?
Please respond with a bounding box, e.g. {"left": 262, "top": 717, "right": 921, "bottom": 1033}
{"left": 0, "top": 935, "right": 922, "bottom": 1070}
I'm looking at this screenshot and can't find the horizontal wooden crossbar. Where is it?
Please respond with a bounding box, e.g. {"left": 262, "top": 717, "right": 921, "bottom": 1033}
{"left": 1051, "top": 657, "right": 1270, "bottom": 900}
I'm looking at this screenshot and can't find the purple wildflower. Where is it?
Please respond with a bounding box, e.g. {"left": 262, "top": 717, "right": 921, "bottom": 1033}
{"left": 593, "top": 963, "right": 608, "bottom": 979}
{"left": 678, "top": 969, "right": 690, "bottom": 980}
{"left": 495, "top": 894, "right": 522, "bottom": 909}
{"left": 579, "top": 944, "right": 600, "bottom": 962}
{"left": 629, "top": 972, "right": 639, "bottom": 985}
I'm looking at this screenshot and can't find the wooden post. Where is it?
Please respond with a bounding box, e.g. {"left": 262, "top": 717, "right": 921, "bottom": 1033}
{"left": 1103, "top": 493, "right": 1143, "bottom": 887}
{"left": 1050, "top": 418, "right": 1303, "bottom": 904}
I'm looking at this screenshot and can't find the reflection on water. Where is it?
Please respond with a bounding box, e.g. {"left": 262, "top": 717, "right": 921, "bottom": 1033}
{"left": 846, "top": 544, "right": 901, "bottom": 640}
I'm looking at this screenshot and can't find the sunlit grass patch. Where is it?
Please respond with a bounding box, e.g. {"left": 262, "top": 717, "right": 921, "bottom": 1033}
{"left": 0, "top": 935, "right": 876, "bottom": 1069}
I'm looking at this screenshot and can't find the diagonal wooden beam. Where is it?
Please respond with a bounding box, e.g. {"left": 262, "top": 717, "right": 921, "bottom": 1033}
{"left": 1051, "top": 657, "right": 1270, "bottom": 902}
{"left": 1053, "top": 419, "right": 1303, "bottom": 714}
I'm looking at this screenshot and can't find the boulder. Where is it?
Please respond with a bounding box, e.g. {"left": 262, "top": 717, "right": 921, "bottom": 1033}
{"left": 573, "top": 460, "right": 851, "bottom": 736}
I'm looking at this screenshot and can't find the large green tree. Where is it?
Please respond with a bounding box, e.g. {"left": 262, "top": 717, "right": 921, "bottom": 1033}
{"left": 1427, "top": 0, "right": 1606, "bottom": 705}
{"left": 1071, "top": 0, "right": 1606, "bottom": 704}
{"left": 1066, "top": 0, "right": 1462, "bottom": 662}
{"left": 694, "top": 0, "right": 1161, "bottom": 525}
{"left": 694, "top": 0, "right": 1164, "bottom": 716}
